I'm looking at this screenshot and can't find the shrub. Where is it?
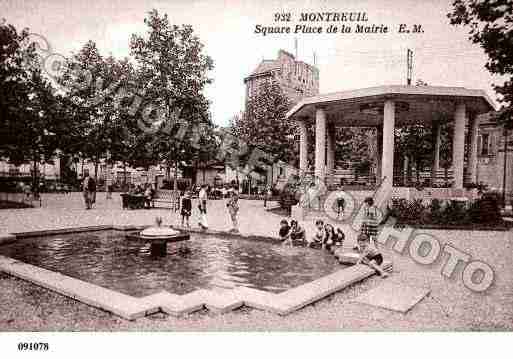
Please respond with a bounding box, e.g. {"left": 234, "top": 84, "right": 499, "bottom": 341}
{"left": 389, "top": 198, "right": 426, "bottom": 223}
{"left": 441, "top": 200, "right": 469, "bottom": 225}
{"left": 429, "top": 199, "right": 444, "bottom": 224}
{"left": 468, "top": 192, "right": 502, "bottom": 224}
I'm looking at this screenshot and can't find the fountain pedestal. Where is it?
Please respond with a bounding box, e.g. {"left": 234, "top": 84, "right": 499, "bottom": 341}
{"left": 139, "top": 227, "right": 190, "bottom": 256}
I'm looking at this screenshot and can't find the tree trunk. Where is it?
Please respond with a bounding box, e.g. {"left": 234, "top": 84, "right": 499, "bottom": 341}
{"left": 173, "top": 160, "right": 178, "bottom": 191}
{"left": 32, "top": 154, "right": 38, "bottom": 196}
{"left": 94, "top": 157, "right": 99, "bottom": 182}
{"left": 403, "top": 155, "right": 408, "bottom": 186}
{"left": 406, "top": 156, "right": 413, "bottom": 185}
{"left": 416, "top": 159, "right": 421, "bottom": 184}
{"left": 123, "top": 161, "right": 127, "bottom": 189}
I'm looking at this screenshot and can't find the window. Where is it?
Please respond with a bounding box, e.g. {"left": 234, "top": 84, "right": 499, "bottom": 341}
{"left": 479, "top": 133, "right": 496, "bottom": 157}
{"left": 481, "top": 133, "right": 489, "bottom": 156}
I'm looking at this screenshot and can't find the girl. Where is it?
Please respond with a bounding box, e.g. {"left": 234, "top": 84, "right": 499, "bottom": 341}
{"left": 323, "top": 223, "right": 337, "bottom": 251}
{"left": 335, "top": 228, "right": 345, "bottom": 247}
{"left": 310, "top": 219, "right": 325, "bottom": 249}
{"left": 227, "top": 191, "right": 239, "bottom": 233}
{"left": 362, "top": 197, "right": 380, "bottom": 247}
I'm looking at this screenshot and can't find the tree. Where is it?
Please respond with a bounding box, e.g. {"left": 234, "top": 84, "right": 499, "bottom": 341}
{"left": 0, "top": 21, "right": 62, "bottom": 192}
{"left": 233, "top": 81, "right": 295, "bottom": 167}
{"left": 58, "top": 40, "right": 112, "bottom": 181}
{"left": 448, "top": 0, "right": 513, "bottom": 115}
{"left": 129, "top": 9, "right": 215, "bottom": 189}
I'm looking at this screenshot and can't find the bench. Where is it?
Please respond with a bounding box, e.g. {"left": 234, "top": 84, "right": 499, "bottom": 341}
{"left": 120, "top": 193, "right": 146, "bottom": 209}
{"left": 152, "top": 190, "right": 180, "bottom": 211}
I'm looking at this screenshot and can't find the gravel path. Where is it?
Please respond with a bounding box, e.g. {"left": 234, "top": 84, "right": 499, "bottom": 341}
{"left": 0, "top": 193, "right": 512, "bottom": 330}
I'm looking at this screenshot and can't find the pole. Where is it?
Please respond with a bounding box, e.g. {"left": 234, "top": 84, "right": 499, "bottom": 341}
{"left": 407, "top": 48, "right": 413, "bottom": 86}
{"left": 502, "top": 127, "right": 508, "bottom": 207}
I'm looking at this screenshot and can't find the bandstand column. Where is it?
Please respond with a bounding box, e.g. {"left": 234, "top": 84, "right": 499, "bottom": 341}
{"left": 315, "top": 108, "right": 326, "bottom": 181}
{"left": 431, "top": 121, "right": 441, "bottom": 185}
{"left": 468, "top": 113, "right": 479, "bottom": 184}
{"left": 376, "top": 125, "right": 383, "bottom": 183}
{"left": 298, "top": 121, "right": 308, "bottom": 174}
{"left": 382, "top": 100, "right": 395, "bottom": 184}
{"left": 326, "top": 123, "right": 335, "bottom": 184}
{"left": 452, "top": 103, "right": 466, "bottom": 189}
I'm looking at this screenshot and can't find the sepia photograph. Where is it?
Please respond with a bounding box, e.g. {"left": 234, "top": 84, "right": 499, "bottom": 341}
{"left": 0, "top": 0, "right": 511, "bottom": 356}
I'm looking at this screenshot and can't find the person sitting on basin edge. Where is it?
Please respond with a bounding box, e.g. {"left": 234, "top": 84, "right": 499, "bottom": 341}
{"left": 289, "top": 219, "right": 306, "bottom": 246}
{"left": 308, "top": 219, "right": 325, "bottom": 249}
{"left": 354, "top": 233, "right": 388, "bottom": 278}
{"left": 279, "top": 219, "right": 291, "bottom": 242}
{"left": 324, "top": 223, "right": 343, "bottom": 252}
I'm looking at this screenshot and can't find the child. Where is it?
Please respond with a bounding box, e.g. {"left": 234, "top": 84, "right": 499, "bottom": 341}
{"left": 323, "top": 223, "right": 336, "bottom": 251}
{"left": 227, "top": 191, "right": 239, "bottom": 233}
{"left": 289, "top": 220, "right": 306, "bottom": 246}
{"left": 198, "top": 184, "right": 209, "bottom": 229}
{"left": 309, "top": 219, "right": 325, "bottom": 248}
{"left": 279, "top": 219, "right": 291, "bottom": 243}
{"left": 336, "top": 191, "right": 346, "bottom": 218}
{"left": 354, "top": 233, "right": 388, "bottom": 278}
{"left": 335, "top": 228, "right": 345, "bottom": 247}
{"left": 362, "top": 197, "right": 380, "bottom": 247}
{"left": 180, "top": 191, "right": 192, "bottom": 227}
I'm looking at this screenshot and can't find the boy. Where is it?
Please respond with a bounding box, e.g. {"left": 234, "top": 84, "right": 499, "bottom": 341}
{"left": 180, "top": 191, "right": 192, "bottom": 227}
{"left": 289, "top": 220, "right": 306, "bottom": 246}
{"left": 354, "top": 233, "right": 388, "bottom": 278}
{"left": 279, "top": 219, "right": 291, "bottom": 243}
{"left": 198, "top": 184, "right": 209, "bottom": 229}
{"left": 336, "top": 191, "right": 345, "bottom": 218}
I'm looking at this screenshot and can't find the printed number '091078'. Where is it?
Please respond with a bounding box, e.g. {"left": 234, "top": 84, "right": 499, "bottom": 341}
{"left": 18, "top": 342, "right": 49, "bottom": 351}
{"left": 274, "top": 13, "right": 291, "bottom": 22}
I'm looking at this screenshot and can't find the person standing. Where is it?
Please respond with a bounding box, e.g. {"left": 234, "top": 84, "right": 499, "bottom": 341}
{"left": 198, "top": 184, "right": 209, "bottom": 229}
{"left": 336, "top": 189, "right": 346, "bottom": 219}
{"left": 264, "top": 185, "right": 272, "bottom": 207}
{"left": 82, "top": 171, "right": 94, "bottom": 209}
{"left": 106, "top": 174, "right": 113, "bottom": 200}
{"left": 362, "top": 197, "right": 380, "bottom": 247}
{"left": 227, "top": 190, "right": 239, "bottom": 233}
{"left": 180, "top": 191, "right": 192, "bottom": 227}
{"left": 89, "top": 175, "right": 96, "bottom": 207}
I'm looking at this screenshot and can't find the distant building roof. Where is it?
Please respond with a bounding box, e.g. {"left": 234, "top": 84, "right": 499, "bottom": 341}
{"left": 245, "top": 60, "right": 280, "bottom": 81}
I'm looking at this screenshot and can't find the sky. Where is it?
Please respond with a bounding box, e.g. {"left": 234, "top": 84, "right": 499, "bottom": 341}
{"left": 1, "top": 0, "right": 502, "bottom": 126}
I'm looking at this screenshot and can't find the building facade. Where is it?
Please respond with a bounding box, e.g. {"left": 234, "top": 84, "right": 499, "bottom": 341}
{"left": 475, "top": 112, "right": 513, "bottom": 194}
{"left": 244, "top": 49, "right": 319, "bottom": 106}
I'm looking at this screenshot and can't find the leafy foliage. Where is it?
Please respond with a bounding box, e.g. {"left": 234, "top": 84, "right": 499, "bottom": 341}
{"left": 232, "top": 80, "right": 294, "bottom": 167}
{"left": 389, "top": 194, "right": 503, "bottom": 226}
{"left": 448, "top": 0, "right": 513, "bottom": 113}
{"left": 0, "top": 21, "right": 64, "bottom": 190}
{"left": 129, "top": 9, "right": 215, "bottom": 176}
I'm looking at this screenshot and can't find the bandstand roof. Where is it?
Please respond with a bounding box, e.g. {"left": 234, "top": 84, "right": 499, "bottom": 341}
{"left": 286, "top": 85, "right": 496, "bottom": 127}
